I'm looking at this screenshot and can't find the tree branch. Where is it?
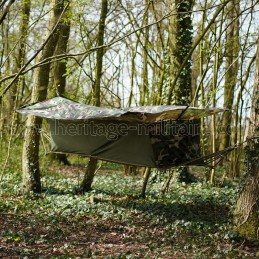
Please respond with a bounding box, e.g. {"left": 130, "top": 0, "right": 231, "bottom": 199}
{"left": 0, "top": 0, "right": 15, "bottom": 25}
{"left": 166, "top": 0, "right": 231, "bottom": 105}
{"left": 0, "top": 1, "right": 70, "bottom": 96}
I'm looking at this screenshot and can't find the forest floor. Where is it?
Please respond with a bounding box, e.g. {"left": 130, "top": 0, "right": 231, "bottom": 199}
{"left": 0, "top": 160, "right": 258, "bottom": 258}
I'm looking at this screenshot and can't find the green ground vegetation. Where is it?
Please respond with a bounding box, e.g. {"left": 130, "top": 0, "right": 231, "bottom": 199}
{"left": 0, "top": 143, "right": 258, "bottom": 258}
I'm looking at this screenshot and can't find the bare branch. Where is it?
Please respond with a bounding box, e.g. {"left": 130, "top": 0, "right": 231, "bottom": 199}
{"left": 0, "top": 1, "right": 70, "bottom": 96}
{"left": 0, "top": 0, "right": 15, "bottom": 25}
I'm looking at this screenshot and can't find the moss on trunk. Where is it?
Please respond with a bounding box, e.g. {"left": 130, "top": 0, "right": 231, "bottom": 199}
{"left": 235, "top": 213, "right": 259, "bottom": 240}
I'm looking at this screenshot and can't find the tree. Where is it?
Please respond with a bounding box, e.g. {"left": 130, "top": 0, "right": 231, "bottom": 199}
{"left": 166, "top": 0, "right": 194, "bottom": 183}
{"left": 0, "top": 0, "right": 258, "bottom": 197}
{"left": 219, "top": 0, "right": 240, "bottom": 158}
{"left": 167, "top": 0, "right": 193, "bottom": 106}
{"left": 80, "top": 0, "right": 108, "bottom": 192}
{"left": 233, "top": 39, "right": 259, "bottom": 240}
{"left": 7, "top": 0, "right": 31, "bottom": 128}
{"left": 48, "top": 3, "right": 71, "bottom": 166}
{"left": 140, "top": 0, "right": 149, "bottom": 106}
{"left": 0, "top": 0, "right": 16, "bottom": 26}
{"left": 0, "top": 0, "right": 31, "bottom": 133}
{"left": 22, "top": 0, "right": 69, "bottom": 193}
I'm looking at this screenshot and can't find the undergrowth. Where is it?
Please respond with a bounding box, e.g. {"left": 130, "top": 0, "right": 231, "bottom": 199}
{"left": 0, "top": 150, "right": 258, "bottom": 257}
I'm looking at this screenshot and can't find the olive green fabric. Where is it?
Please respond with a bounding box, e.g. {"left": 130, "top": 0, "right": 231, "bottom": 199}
{"left": 49, "top": 120, "right": 156, "bottom": 167}
{"left": 48, "top": 119, "right": 202, "bottom": 169}
{"left": 17, "top": 97, "right": 225, "bottom": 169}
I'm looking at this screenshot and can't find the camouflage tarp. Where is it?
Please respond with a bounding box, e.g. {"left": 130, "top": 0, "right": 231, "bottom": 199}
{"left": 17, "top": 97, "right": 226, "bottom": 169}
{"left": 17, "top": 96, "right": 225, "bottom": 122}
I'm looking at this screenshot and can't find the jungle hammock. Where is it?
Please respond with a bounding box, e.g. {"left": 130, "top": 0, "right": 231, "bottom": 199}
{"left": 17, "top": 96, "right": 236, "bottom": 169}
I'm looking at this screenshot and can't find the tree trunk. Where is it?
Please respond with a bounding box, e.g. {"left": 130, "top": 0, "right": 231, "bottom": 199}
{"left": 80, "top": 158, "right": 98, "bottom": 192}
{"left": 7, "top": 0, "right": 30, "bottom": 131}
{"left": 48, "top": 5, "right": 71, "bottom": 165}
{"left": 210, "top": 23, "right": 220, "bottom": 185}
{"left": 233, "top": 39, "right": 259, "bottom": 241}
{"left": 124, "top": 165, "right": 139, "bottom": 175}
{"left": 219, "top": 0, "right": 240, "bottom": 155}
{"left": 141, "top": 168, "right": 151, "bottom": 198}
{"left": 199, "top": 0, "right": 208, "bottom": 160}
{"left": 166, "top": 0, "right": 194, "bottom": 183}
{"left": 0, "top": 8, "right": 11, "bottom": 135}
{"left": 49, "top": 8, "right": 70, "bottom": 97}
{"left": 231, "top": 55, "right": 256, "bottom": 177}
{"left": 0, "top": 0, "right": 15, "bottom": 26}
{"left": 80, "top": 0, "right": 108, "bottom": 192}
{"left": 22, "top": 0, "right": 69, "bottom": 193}
{"left": 161, "top": 170, "right": 174, "bottom": 195}
{"left": 140, "top": 0, "right": 149, "bottom": 106}
{"left": 167, "top": 0, "right": 193, "bottom": 106}
{"left": 150, "top": 0, "right": 165, "bottom": 105}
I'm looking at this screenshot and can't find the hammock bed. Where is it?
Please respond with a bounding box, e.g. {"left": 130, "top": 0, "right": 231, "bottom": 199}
{"left": 17, "top": 97, "right": 227, "bottom": 169}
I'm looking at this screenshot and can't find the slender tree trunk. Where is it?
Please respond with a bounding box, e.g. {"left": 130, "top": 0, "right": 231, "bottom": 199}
{"left": 150, "top": 0, "right": 164, "bottom": 105}
{"left": 7, "top": 0, "right": 31, "bottom": 131}
{"left": 49, "top": 10, "right": 70, "bottom": 97}
{"left": 231, "top": 55, "right": 256, "bottom": 177}
{"left": 80, "top": 157, "right": 98, "bottom": 192}
{"left": 124, "top": 165, "right": 139, "bottom": 175}
{"left": 161, "top": 170, "right": 174, "bottom": 195}
{"left": 167, "top": 0, "right": 194, "bottom": 183}
{"left": 22, "top": 0, "right": 69, "bottom": 193}
{"left": 210, "top": 29, "right": 218, "bottom": 184}
{"left": 140, "top": 0, "right": 149, "bottom": 106}
{"left": 199, "top": 0, "right": 207, "bottom": 160}
{"left": 127, "top": 45, "right": 136, "bottom": 107}
{"left": 0, "top": 11, "right": 11, "bottom": 135}
{"left": 210, "top": 20, "right": 222, "bottom": 184}
{"left": 219, "top": 0, "right": 240, "bottom": 155}
{"left": 93, "top": 0, "right": 107, "bottom": 108}
{"left": 141, "top": 168, "right": 151, "bottom": 198}
{"left": 233, "top": 39, "right": 259, "bottom": 241}
{"left": 167, "top": 0, "right": 193, "bottom": 106}
{"left": 48, "top": 5, "right": 71, "bottom": 165}
{"left": 80, "top": 0, "right": 108, "bottom": 192}
{"left": 0, "top": 0, "right": 15, "bottom": 26}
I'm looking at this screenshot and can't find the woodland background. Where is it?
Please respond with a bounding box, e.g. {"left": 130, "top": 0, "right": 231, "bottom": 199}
{"left": 0, "top": 0, "right": 258, "bottom": 257}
